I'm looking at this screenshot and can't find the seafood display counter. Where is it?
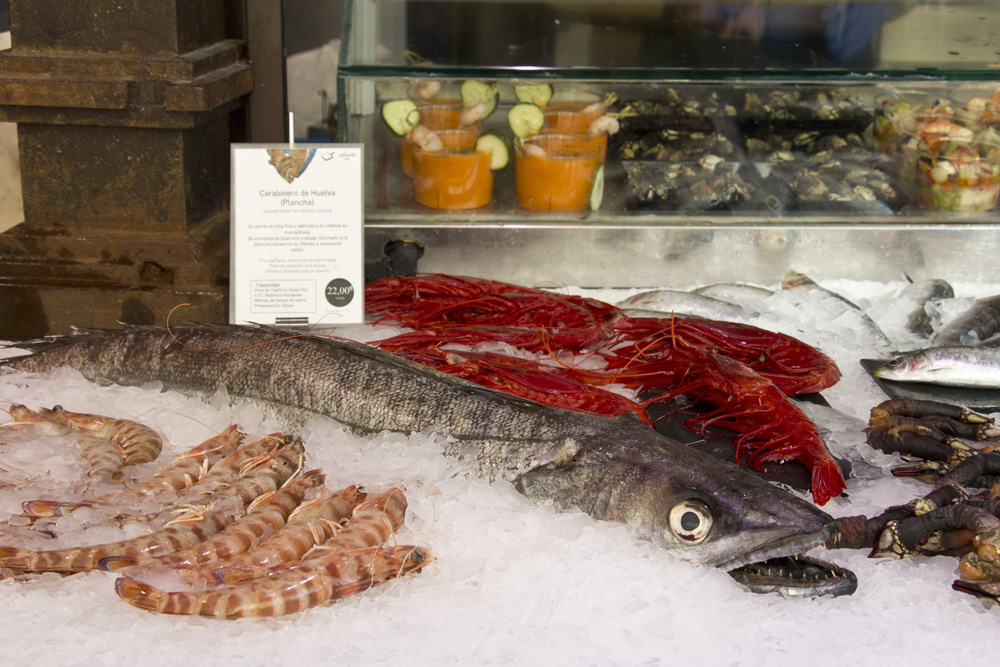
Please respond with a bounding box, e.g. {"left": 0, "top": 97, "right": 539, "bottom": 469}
{"left": 338, "top": 0, "right": 1000, "bottom": 286}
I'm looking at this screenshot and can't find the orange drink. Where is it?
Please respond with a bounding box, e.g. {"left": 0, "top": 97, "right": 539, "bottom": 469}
{"left": 544, "top": 101, "right": 603, "bottom": 134}
{"left": 400, "top": 102, "right": 479, "bottom": 176}
{"left": 412, "top": 128, "right": 494, "bottom": 210}
{"left": 515, "top": 134, "right": 600, "bottom": 211}
{"left": 542, "top": 101, "right": 607, "bottom": 161}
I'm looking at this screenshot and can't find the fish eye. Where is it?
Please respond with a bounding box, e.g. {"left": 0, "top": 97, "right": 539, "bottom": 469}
{"left": 668, "top": 500, "right": 713, "bottom": 544}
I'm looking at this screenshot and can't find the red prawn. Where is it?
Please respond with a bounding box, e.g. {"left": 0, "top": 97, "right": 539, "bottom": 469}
{"left": 383, "top": 342, "right": 652, "bottom": 426}
{"left": 365, "top": 274, "right": 846, "bottom": 505}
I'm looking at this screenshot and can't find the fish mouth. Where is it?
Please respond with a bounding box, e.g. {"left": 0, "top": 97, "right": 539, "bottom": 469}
{"left": 727, "top": 554, "right": 858, "bottom": 598}
{"left": 716, "top": 520, "right": 839, "bottom": 572}
{"left": 720, "top": 522, "right": 857, "bottom": 597}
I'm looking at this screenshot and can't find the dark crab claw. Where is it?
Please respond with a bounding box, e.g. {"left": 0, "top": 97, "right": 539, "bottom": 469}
{"left": 870, "top": 503, "right": 1000, "bottom": 560}
{"left": 869, "top": 520, "right": 913, "bottom": 559}
{"left": 939, "top": 451, "right": 1000, "bottom": 489}
{"left": 952, "top": 579, "right": 1000, "bottom": 604}
{"left": 870, "top": 398, "right": 1000, "bottom": 440}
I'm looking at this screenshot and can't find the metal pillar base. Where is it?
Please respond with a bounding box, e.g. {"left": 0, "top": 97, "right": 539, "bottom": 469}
{"left": 0, "top": 0, "right": 252, "bottom": 338}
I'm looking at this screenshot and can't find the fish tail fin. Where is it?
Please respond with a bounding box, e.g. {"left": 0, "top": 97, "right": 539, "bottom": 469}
{"left": 115, "top": 577, "right": 164, "bottom": 612}
{"left": 810, "top": 457, "right": 846, "bottom": 506}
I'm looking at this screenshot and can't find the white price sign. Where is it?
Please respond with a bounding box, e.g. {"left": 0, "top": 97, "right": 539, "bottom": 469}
{"left": 229, "top": 144, "right": 365, "bottom": 328}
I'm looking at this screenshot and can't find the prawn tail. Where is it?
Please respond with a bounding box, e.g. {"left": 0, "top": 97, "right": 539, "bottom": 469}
{"left": 811, "top": 457, "right": 847, "bottom": 507}
{"left": 213, "top": 564, "right": 268, "bottom": 584}
{"left": 0, "top": 546, "right": 30, "bottom": 570}
{"left": 115, "top": 577, "right": 164, "bottom": 613}
{"left": 20, "top": 500, "right": 70, "bottom": 518}
{"left": 100, "top": 555, "right": 141, "bottom": 572}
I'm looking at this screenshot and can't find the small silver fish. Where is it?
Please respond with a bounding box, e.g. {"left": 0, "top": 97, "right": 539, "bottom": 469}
{"left": 782, "top": 270, "right": 893, "bottom": 348}
{"left": 873, "top": 346, "right": 1000, "bottom": 388}
{"left": 691, "top": 283, "right": 775, "bottom": 302}
{"left": 617, "top": 289, "right": 758, "bottom": 322}
{"left": 932, "top": 294, "right": 1000, "bottom": 347}
{"left": 900, "top": 279, "right": 953, "bottom": 338}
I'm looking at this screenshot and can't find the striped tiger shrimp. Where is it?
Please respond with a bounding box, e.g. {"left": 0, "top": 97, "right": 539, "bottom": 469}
{"left": 215, "top": 487, "right": 408, "bottom": 584}
{"left": 0, "top": 438, "right": 306, "bottom": 573}
{"left": 116, "top": 543, "right": 432, "bottom": 619}
{"left": 197, "top": 436, "right": 305, "bottom": 508}
{"left": 168, "top": 432, "right": 289, "bottom": 505}
{"left": 21, "top": 425, "right": 246, "bottom": 518}
{"left": 0, "top": 501, "right": 242, "bottom": 573}
{"left": 177, "top": 485, "right": 365, "bottom": 586}
{"left": 6, "top": 404, "right": 125, "bottom": 484}
{"left": 38, "top": 406, "right": 163, "bottom": 468}
{"left": 102, "top": 469, "right": 326, "bottom": 572}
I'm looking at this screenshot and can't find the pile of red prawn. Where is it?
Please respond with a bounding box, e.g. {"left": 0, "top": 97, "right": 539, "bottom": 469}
{"left": 365, "top": 273, "right": 846, "bottom": 505}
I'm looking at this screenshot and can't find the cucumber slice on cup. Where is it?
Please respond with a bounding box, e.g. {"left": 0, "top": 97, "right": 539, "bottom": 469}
{"left": 460, "top": 80, "right": 499, "bottom": 119}
{"left": 590, "top": 163, "right": 605, "bottom": 210}
{"left": 507, "top": 103, "right": 545, "bottom": 138}
{"left": 381, "top": 99, "right": 419, "bottom": 136}
{"left": 475, "top": 130, "right": 512, "bottom": 170}
{"left": 514, "top": 83, "right": 554, "bottom": 108}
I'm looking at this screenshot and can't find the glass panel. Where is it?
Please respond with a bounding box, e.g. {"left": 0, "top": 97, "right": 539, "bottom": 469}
{"left": 341, "top": 1, "right": 1000, "bottom": 74}
{"left": 339, "top": 1, "right": 1000, "bottom": 223}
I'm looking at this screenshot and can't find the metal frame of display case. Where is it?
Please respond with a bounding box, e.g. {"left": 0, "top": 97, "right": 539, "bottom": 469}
{"left": 339, "top": 0, "right": 1000, "bottom": 287}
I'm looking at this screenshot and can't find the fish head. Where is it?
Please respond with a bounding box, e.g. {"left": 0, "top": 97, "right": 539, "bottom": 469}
{"left": 617, "top": 448, "right": 838, "bottom": 570}
{"left": 872, "top": 352, "right": 930, "bottom": 382}
{"left": 518, "top": 428, "right": 837, "bottom": 573}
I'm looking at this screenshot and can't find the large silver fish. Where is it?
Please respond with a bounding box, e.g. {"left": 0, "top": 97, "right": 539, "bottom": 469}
{"left": 2, "top": 325, "right": 843, "bottom": 584}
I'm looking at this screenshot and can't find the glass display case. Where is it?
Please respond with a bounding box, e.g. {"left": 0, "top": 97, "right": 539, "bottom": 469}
{"left": 338, "top": 0, "right": 1000, "bottom": 287}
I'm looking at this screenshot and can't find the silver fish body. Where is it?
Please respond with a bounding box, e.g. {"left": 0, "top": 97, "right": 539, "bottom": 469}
{"left": 782, "top": 270, "right": 894, "bottom": 348}
{"left": 873, "top": 346, "right": 1000, "bottom": 388}
{"left": 2, "top": 325, "right": 836, "bottom": 573}
{"left": 932, "top": 294, "right": 1000, "bottom": 347}
{"left": 900, "top": 279, "right": 953, "bottom": 338}
{"left": 691, "top": 283, "right": 775, "bottom": 303}
{"left": 617, "top": 289, "right": 758, "bottom": 322}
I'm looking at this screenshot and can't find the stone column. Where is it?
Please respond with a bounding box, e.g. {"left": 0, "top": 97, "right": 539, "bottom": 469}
{"left": 0, "top": 0, "right": 253, "bottom": 337}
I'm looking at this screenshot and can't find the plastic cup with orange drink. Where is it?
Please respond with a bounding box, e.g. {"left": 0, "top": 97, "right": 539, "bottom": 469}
{"left": 400, "top": 102, "right": 483, "bottom": 177}
{"left": 514, "top": 134, "right": 602, "bottom": 211}
{"left": 411, "top": 127, "right": 510, "bottom": 210}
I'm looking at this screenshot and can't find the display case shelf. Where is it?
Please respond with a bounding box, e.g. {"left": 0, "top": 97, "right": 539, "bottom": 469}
{"left": 338, "top": 0, "right": 1000, "bottom": 286}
